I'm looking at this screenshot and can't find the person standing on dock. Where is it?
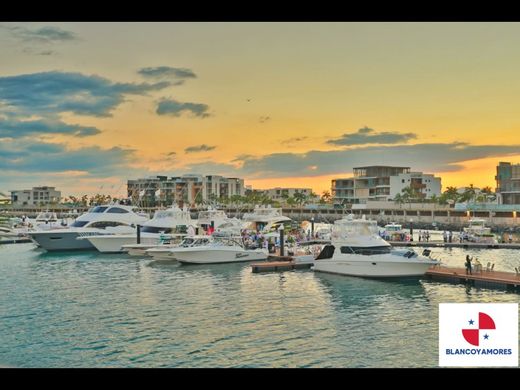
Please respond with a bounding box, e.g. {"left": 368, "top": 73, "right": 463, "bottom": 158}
{"left": 448, "top": 230, "right": 453, "bottom": 243}
{"left": 443, "top": 231, "right": 447, "bottom": 243}
{"left": 465, "top": 255, "right": 473, "bottom": 275}
{"left": 509, "top": 232, "right": 513, "bottom": 243}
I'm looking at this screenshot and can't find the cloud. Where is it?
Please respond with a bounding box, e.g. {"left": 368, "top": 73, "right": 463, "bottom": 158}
{"left": 184, "top": 144, "right": 216, "bottom": 153}
{"left": 0, "top": 118, "right": 101, "bottom": 138}
{"left": 1, "top": 25, "right": 78, "bottom": 43}
{"left": 259, "top": 116, "right": 271, "bottom": 123}
{"left": 328, "top": 126, "right": 417, "bottom": 146}
{"left": 181, "top": 142, "right": 520, "bottom": 179}
{"left": 156, "top": 98, "right": 211, "bottom": 118}
{"left": 166, "top": 151, "right": 177, "bottom": 156}
{"left": 0, "top": 71, "right": 170, "bottom": 119}
{"left": 0, "top": 139, "right": 135, "bottom": 175}
{"left": 138, "top": 66, "right": 196, "bottom": 84}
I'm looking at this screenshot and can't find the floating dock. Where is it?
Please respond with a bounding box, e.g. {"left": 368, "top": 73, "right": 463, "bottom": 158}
{"left": 251, "top": 255, "right": 313, "bottom": 273}
{"left": 389, "top": 241, "right": 520, "bottom": 250}
{"left": 0, "top": 238, "right": 31, "bottom": 245}
{"left": 425, "top": 266, "right": 520, "bottom": 291}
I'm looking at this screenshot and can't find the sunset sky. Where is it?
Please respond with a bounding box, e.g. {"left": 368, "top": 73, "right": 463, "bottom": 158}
{"left": 2, "top": 22, "right": 520, "bottom": 198}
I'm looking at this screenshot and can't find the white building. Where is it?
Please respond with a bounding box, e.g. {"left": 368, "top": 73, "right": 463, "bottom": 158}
{"left": 261, "top": 187, "right": 313, "bottom": 201}
{"left": 10, "top": 186, "right": 61, "bottom": 206}
{"left": 389, "top": 172, "right": 442, "bottom": 199}
{"left": 332, "top": 166, "right": 441, "bottom": 205}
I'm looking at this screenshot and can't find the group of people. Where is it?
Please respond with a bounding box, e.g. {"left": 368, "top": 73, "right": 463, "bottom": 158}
{"left": 417, "top": 230, "right": 431, "bottom": 242}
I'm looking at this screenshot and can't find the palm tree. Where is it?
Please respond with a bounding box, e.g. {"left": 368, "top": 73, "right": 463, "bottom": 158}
{"left": 293, "top": 191, "right": 307, "bottom": 208}
{"left": 393, "top": 193, "right": 404, "bottom": 207}
{"left": 320, "top": 191, "right": 332, "bottom": 204}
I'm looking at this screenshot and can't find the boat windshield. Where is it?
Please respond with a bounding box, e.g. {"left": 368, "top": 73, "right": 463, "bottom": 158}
{"left": 70, "top": 220, "right": 89, "bottom": 228}
{"left": 91, "top": 206, "right": 108, "bottom": 213}
{"left": 333, "top": 218, "right": 379, "bottom": 238}
{"left": 340, "top": 246, "right": 392, "bottom": 255}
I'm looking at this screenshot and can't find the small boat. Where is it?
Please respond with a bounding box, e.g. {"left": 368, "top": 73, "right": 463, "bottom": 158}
{"left": 173, "top": 236, "right": 268, "bottom": 264}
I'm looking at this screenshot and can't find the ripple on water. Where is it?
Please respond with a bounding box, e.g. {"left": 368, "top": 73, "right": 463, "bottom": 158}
{"left": 0, "top": 243, "right": 519, "bottom": 367}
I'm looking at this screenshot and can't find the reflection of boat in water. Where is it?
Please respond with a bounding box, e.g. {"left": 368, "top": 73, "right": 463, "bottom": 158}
{"left": 463, "top": 218, "right": 497, "bottom": 244}
{"left": 313, "top": 215, "right": 439, "bottom": 278}
{"left": 314, "top": 270, "right": 429, "bottom": 303}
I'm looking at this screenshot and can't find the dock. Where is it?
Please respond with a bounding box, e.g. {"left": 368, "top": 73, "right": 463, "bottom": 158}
{"left": 389, "top": 241, "right": 520, "bottom": 250}
{"left": 425, "top": 266, "right": 520, "bottom": 291}
{"left": 251, "top": 254, "right": 313, "bottom": 273}
{"left": 0, "top": 238, "right": 31, "bottom": 245}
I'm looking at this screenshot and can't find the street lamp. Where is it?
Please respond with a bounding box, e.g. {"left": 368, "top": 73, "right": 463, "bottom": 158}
{"left": 409, "top": 219, "right": 414, "bottom": 241}
{"left": 278, "top": 224, "right": 285, "bottom": 257}
{"left": 311, "top": 216, "right": 315, "bottom": 238}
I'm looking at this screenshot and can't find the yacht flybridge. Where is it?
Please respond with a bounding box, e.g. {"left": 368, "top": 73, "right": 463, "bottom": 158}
{"left": 313, "top": 215, "right": 439, "bottom": 278}
{"left": 241, "top": 205, "right": 292, "bottom": 232}
{"left": 28, "top": 204, "right": 149, "bottom": 251}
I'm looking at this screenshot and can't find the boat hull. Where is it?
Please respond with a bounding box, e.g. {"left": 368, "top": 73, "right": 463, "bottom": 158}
{"left": 29, "top": 231, "right": 95, "bottom": 251}
{"left": 313, "top": 255, "right": 437, "bottom": 278}
{"left": 175, "top": 247, "right": 268, "bottom": 264}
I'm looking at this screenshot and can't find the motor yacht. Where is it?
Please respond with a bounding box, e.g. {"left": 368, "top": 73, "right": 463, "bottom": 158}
{"left": 463, "top": 218, "right": 497, "bottom": 244}
{"left": 82, "top": 205, "right": 194, "bottom": 253}
{"left": 313, "top": 215, "right": 439, "bottom": 277}
{"left": 28, "top": 204, "right": 149, "bottom": 251}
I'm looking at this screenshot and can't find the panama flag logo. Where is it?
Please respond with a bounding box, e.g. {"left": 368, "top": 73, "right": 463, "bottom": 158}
{"left": 462, "top": 312, "right": 496, "bottom": 347}
{"left": 439, "top": 303, "right": 518, "bottom": 367}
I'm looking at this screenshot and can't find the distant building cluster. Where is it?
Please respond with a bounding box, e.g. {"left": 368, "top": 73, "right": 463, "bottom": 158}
{"left": 10, "top": 186, "right": 61, "bottom": 206}
{"left": 332, "top": 166, "right": 442, "bottom": 206}
{"left": 8, "top": 162, "right": 520, "bottom": 208}
{"left": 127, "top": 174, "right": 245, "bottom": 206}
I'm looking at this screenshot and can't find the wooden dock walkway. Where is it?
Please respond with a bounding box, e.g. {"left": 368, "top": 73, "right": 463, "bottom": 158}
{"left": 389, "top": 241, "right": 520, "bottom": 250}
{"left": 251, "top": 254, "right": 313, "bottom": 273}
{"left": 425, "top": 266, "right": 520, "bottom": 291}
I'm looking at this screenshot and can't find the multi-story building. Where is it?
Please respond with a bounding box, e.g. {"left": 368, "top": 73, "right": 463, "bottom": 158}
{"left": 389, "top": 171, "right": 441, "bottom": 200}
{"left": 495, "top": 162, "right": 520, "bottom": 204}
{"left": 127, "top": 175, "right": 245, "bottom": 206}
{"left": 332, "top": 166, "right": 441, "bottom": 205}
{"left": 260, "top": 187, "right": 313, "bottom": 201}
{"left": 10, "top": 186, "right": 61, "bottom": 206}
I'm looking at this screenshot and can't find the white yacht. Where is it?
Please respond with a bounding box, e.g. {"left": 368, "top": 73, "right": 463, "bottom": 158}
{"left": 380, "top": 222, "right": 408, "bottom": 241}
{"left": 463, "top": 218, "right": 497, "bottom": 243}
{"left": 242, "top": 205, "right": 292, "bottom": 232}
{"left": 174, "top": 236, "right": 268, "bottom": 264}
{"left": 28, "top": 204, "right": 149, "bottom": 251}
{"left": 313, "top": 215, "right": 439, "bottom": 278}
{"left": 146, "top": 236, "right": 213, "bottom": 261}
{"left": 82, "top": 205, "right": 194, "bottom": 253}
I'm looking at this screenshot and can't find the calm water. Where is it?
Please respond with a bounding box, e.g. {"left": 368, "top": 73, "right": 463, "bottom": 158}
{"left": 0, "top": 243, "right": 519, "bottom": 367}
